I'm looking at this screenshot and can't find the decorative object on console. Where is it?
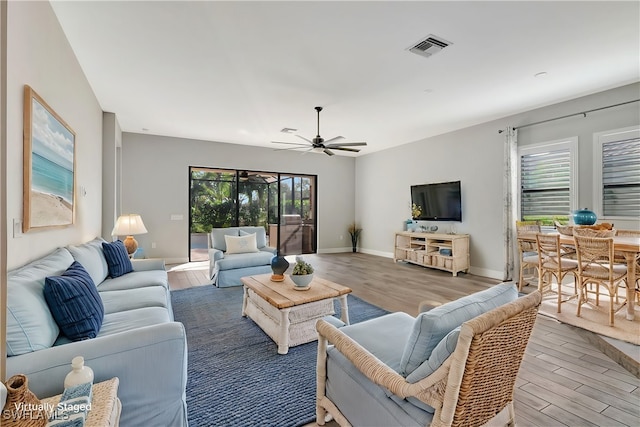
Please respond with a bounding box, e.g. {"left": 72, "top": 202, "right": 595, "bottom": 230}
{"left": 348, "top": 223, "right": 362, "bottom": 252}
{"left": 572, "top": 208, "right": 597, "bottom": 225}
{"left": 270, "top": 255, "right": 289, "bottom": 282}
{"left": 290, "top": 258, "right": 314, "bottom": 289}
{"left": 64, "top": 356, "right": 94, "bottom": 389}
{"left": 22, "top": 85, "right": 76, "bottom": 233}
{"left": 2, "top": 374, "right": 47, "bottom": 426}
{"left": 111, "top": 214, "right": 148, "bottom": 257}
{"left": 411, "top": 203, "right": 422, "bottom": 219}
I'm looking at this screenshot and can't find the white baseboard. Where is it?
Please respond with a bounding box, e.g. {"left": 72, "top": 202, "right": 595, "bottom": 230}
{"left": 469, "top": 266, "right": 503, "bottom": 280}
{"left": 164, "top": 257, "right": 190, "bottom": 265}
{"left": 318, "top": 247, "right": 352, "bottom": 254}
{"left": 359, "top": 248, "right": 393, "bottom": 258}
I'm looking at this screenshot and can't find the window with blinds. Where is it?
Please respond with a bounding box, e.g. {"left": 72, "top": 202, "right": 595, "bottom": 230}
{"left": 602, "top": 136, "right": 640, "bottom": 218}
{"left": 520, "top": 149, "right": 571, "bottom": 221}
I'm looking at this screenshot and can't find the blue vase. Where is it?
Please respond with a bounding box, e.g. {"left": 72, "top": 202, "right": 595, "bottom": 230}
{"left": 572, "top": 208, "right": 597, "bottom": 225}
{"left": 270, "top": 255, "right": 289, "bottom": 281}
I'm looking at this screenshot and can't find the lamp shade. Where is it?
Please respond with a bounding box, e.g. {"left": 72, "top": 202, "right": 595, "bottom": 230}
{"left": 111, "top": 214, "right": 148, "bottom": 236}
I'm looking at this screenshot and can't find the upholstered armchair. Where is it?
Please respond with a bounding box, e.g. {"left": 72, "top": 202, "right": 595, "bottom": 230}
{"left": 208, "top": 226, "right": 276, "bottom": 287}
{"left": 316, "top": 288, "right": 542, "bottom": 427}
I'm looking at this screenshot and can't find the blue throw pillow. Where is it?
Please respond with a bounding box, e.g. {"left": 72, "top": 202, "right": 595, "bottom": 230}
{"left": 44, "top": 261, "right": 104, "bottom": 341}
{"left": 102, "top": 240, "right": 133, "bottom": 278}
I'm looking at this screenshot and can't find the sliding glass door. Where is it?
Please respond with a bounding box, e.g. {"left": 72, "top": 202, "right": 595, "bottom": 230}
{"left": 189, "top": 167, "right": 316, "bottom": 260}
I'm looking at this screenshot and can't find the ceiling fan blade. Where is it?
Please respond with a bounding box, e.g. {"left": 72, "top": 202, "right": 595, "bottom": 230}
{"left": 273, "top": 146, "right": 309, "bottom": 152}
{"left": 325, "top": 142, "right": 367, "bottom": 148}
{"left": 323, "top": 148, "right": 335, "bottom": 156}
{"left": 329, "top": 146, "right": 361, "bottom": 152}
{"left": 271, "top": 141, "right": 310, "bottom": 146}
{"left": 322, "top": 136, "right": 345, "bottom": 144}
{"left": 295, "top": 134, "right": 313, "bottom": 144}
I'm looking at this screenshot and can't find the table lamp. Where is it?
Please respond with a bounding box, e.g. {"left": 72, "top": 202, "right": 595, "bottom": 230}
{"left": 111, "top": 214, "right": 148, "bottom": 257}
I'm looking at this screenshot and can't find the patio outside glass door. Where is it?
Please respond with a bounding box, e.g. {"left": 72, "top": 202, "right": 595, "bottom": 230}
{"left": 189, "top": 167, "right": 316, "bottom": 261}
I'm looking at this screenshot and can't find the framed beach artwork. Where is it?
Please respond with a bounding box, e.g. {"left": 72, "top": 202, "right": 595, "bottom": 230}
{"left": 23, "top": 85, "right": 76, "bottom": 232}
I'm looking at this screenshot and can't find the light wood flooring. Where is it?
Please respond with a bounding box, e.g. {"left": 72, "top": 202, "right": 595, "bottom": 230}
{"left": 168, "top": 253, "right": 640, "bottom": 427}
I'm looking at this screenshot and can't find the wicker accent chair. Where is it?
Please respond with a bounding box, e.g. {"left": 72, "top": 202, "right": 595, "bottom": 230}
{"left": 516, "top": 221, "right": 541, "bottom": 291}
{"left": 535, "top": 233, "right": 579, "bottom": 313}
{"left": 574, "top": 235, "right": 628, "bottom": 325}
{"left": 316, "top": 291, "right": 542, "bottom": 427}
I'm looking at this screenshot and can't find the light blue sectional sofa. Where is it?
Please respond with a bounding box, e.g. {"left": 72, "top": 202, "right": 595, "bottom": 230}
{"left": 208, "top": 226, "right": 277, "bottom": 287}
{"left": 6, "top": 238, "right": 188, "bottom": 427}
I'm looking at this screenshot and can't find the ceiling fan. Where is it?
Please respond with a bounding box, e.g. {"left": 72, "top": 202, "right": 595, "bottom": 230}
{"left": 272, "top": 106, "right": 367, "bottom": 156}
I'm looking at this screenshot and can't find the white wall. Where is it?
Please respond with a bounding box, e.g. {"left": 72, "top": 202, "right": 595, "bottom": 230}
{"left": 121, "top": 133, "right": 356, "bottom": 262}
{"left": 517, "top": 84, "right": 640, "bottom": 231}
{"left": 355, "top": 82, "right": 640, "bottom": 279}
{"left": 4, "top": 1, "right": 103, "bottom": 269}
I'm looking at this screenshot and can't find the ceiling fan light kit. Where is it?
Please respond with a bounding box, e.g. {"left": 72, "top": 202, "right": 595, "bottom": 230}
{"left": 272, "top": 106, "right": 367, "bottom": 156}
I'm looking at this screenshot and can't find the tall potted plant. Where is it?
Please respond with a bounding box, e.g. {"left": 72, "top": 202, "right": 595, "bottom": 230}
{"left": 348, "top": 223, "right": 362, "bottom": 253}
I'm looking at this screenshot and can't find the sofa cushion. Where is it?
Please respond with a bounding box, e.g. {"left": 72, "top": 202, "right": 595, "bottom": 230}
{"left": 100, "top": 286, "right": 169, "bottom": 314}
{"left": 407, "top": 326, "right": 461, "bottom": 384}
{"left": 340, "top": 312, "right": 414, "bottom": 372}
{"left": 102, "top": 240, "right": 133, "bottom": 278}
{"left": 6, "top": 248, "right": 74, "bottom": 356}
{"left": 216, "top": 252, "right": 274, "bottom": 271}
{"left": 211, "top": 228, "right": 239, "bottom": 251}
{"left": 225, "top": 233, "right": 259, "bottom": 254}
{"left": 399, "top": 284, "right": 518, "bottom": 376}
{"left": 98, "top": 270, "right": 169, "bottom": 292}
{"left": 44, "top": 261, "right": 105, "bottom": 341}
{"left": 52, "top": 307, "right": 172, "bottom": 346}
{"left": 67, "top": 238, "right": 109, "bottom": 285}
{"left": 240, "top": 227, "right": 267, "bottom": 248}
{"left": 97, "top": 307, "right": 171, "bottom": 338}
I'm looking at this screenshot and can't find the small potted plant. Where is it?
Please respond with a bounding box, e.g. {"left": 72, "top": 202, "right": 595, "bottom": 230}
{"left": 290, "top": 258, "right": 314, "bottom": 289}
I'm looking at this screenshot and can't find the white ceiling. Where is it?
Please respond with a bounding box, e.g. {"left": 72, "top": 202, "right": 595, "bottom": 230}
{"left": 50, "top": 1, "right": 640, "bottom": 156}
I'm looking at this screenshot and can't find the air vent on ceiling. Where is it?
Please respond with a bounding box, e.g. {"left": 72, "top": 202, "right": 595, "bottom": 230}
{"left": 407, "top": 34, "right": 452, "bottom": 58}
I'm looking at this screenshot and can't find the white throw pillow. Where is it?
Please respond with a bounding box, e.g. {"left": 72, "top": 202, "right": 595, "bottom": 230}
{"left": 225, "top": 233, "right": 259, "bottom": 254}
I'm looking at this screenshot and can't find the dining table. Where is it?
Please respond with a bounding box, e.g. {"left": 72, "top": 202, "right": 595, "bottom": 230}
{"left": 518, "top": 232, "right": 640, "bottom": 321}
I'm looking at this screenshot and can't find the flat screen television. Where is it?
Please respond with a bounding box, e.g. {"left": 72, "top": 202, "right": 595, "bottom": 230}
{"left": 411, "top": 181, "right": 462, "bottom": 221}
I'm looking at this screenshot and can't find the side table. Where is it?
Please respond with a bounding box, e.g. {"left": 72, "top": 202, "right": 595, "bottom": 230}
{"left": 42, "top": 377, "right": 121, "bottom": 427}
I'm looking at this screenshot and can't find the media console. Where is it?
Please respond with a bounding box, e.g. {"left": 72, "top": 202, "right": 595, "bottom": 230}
{"left": 394, "top": 232, "right": 470, "bottom": 276}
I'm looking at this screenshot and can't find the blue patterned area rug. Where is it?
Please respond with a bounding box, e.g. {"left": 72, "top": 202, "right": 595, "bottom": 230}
{"left": 171, "top": 285, "right": 389, "bottom": 427}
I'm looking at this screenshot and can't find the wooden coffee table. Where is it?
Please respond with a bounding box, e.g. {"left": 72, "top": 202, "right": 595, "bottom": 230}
{"left": 241, "top": 274, "right": 352, "bottom": 354}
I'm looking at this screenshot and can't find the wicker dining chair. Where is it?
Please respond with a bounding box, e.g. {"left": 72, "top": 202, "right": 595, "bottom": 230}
{"left": 574, "top": 235, "right": 628, "bottom": 326}
{"left": 535, "top": 233, "right": 579, "bottom": 313}
{"left": 316, "top": 291, "right": 542, "bottom": 427}
{"left": 614, "top": 229, "right": 640, "bottom": 304}
{"left": 516, "top": 221, "right": 541, "bottom": 291}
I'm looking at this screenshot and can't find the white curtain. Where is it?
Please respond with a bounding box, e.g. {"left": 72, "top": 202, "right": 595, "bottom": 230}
{"left": 503, "top": 127, "right": 518, "bottom": 281}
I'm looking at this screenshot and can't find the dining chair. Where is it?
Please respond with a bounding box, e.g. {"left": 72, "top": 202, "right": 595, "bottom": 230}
{"left": 535, "top": 233, "right": 579, "bottom": 313}
{"left": 516, "top": 221, "right": 541, "bottom": 291}
{"left": 573, "top": 227, "right": 617, "bottom": 238}
{"left": 614, "top": 229, "right": 640, "bottom": 304}
{"left": 574, "top": 235, "right": 628, "bottom": 326}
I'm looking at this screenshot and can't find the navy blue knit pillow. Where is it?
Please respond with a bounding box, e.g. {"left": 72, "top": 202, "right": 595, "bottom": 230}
{"left": 44, "top": 261, "right": 104, "bottom": 341}
{"left": 102, "top": 240, "right": 133, "bottom": 278}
